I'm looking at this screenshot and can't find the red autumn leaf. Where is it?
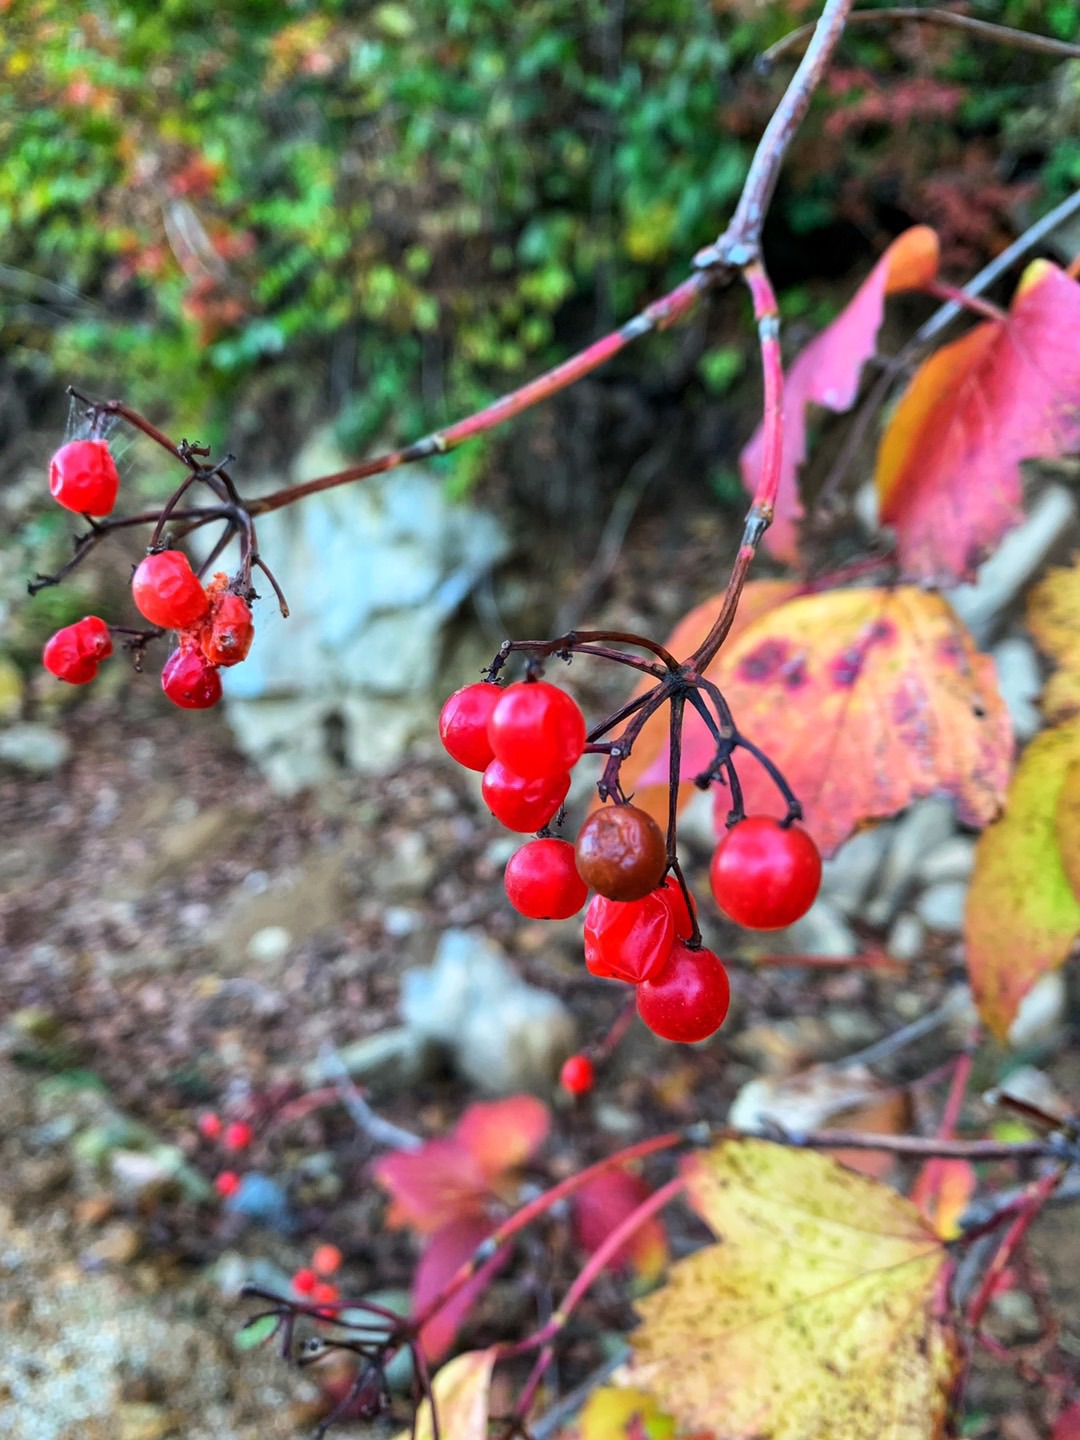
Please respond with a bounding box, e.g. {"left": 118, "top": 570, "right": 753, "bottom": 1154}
{"left": 1053, "top": 1403, "right": 1080, "bottom": 1440}
{"left": 411, "top": 1213, "right": 510, "bottom": 1362}
{"left": 634, "top": 587, "right": 1011, "bottom": 856}
{"left": 910, "top": 1159, "right": 977, "bottom": 1240}
{"left": 741, "top": 226, "right": 939, "bottom": 564}
{"left": 877, "top": 259, "right": 1080, "bottom": 583}
{"left": 571, "top": 1169, "right": 669, "bottom": 1283}
{"left": 454, "top": 1095, "right": 551, "bottom": 1187}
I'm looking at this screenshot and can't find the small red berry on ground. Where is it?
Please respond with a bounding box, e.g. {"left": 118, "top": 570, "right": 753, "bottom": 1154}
{"left": 292, "top": 1267, "right": 317, "bottom": 1295}
{"left": 482, "top": 759, "right": 570, "bottom": 833}
{"left": 311, "top": 1281, "right": 340, "bottom": 1310}
{"left": 709, "top": 816, "right": 822, "bottom": 930}
{"left": 311, "top": 1243, "right": 343, "bottom": 1277}
{"left": 636, "top": 942, "right": 731, "bottom": 1043}
{"left": 439, "top": 682, "right": 502, "bottom": 771}
{"left": 214, "top": 1170, "right": 241, "bottom": 1197}
{"left": 583, "top": 892, "right": 674, "bottom": 984}
{"left": 575, "top": 803, "right": 667, "bottom": 902}
{"left": 487, "top": 680, "right": 586, "bottom": 779}
{"left": 222, "top": 1120, "right": 253, "bottom": 1152}
{"left": 49, "top": 439, "right": 120, "bottom": 516}
{"left": 504, "top": 838, "right": 588, "bottom": 919}
{"left": 132, "top": 550, "right": 210, "bottom": 629}
{"left": 196, "top": 1111, "right": 223, "bottom": 1141}
{"left": 201, "top": 592, "right": 254, "bottom": 667}
{"left": 42, "top": 616, "right": 113, "bottom": 685}
{"left": 162, "top": 649, "right": 222, "bottom": 710}
{"left": 560, "top": 1054, "right": 595, "bottom": 1096}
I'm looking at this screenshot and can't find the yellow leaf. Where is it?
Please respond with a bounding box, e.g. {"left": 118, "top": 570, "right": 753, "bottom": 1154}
{"left": 397, "top": 1348, "right": 496, "bottom": 1440}
{"left": 578, "top": 1386, "right": 677, "bottom": 1440}
{"left": 628, "top": 1140, "right": 957, "bottom": 1439}
{"left": 1028, "top": 561, "right": 1080, "bottom": 723}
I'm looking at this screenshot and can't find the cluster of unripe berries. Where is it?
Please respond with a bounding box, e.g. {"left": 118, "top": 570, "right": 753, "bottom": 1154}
{"left": 41, "top": 439, "right": 253, "bottom": 708}
{"left": 440, "top": 677, "right": 822, "bottom": 1045}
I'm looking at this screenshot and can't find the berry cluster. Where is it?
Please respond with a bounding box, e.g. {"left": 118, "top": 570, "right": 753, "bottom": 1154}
{"left": 440, "top": 670, "right": 822, "bottom": 1047}
{"left": 196, "top": 1110, "right": 255, "bottom": 1199}
{"left": 40, "top": 438, "right": 254, "bottom": 709}
{"left": 292, "top": 1243, "right": 344, "bottom": 1313}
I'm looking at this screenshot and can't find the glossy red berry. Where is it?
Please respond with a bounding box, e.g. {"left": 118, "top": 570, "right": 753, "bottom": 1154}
{"left": 201, "top": 592, "right": 253, "bottom": 667}
{"left": 439, "top": 682, "right": 503, "bottom": 771}
{"left": 482, "top": 759, "right": 570, "bottom": 833}
{"left": 709, "top": 816, "right": 822, "bottom": 930}
{"left": 214, "top": 1170, "right": 241, "bottom": 1198}
{"left": 560, "top": 1054, "right": 595, "bottom": 1096}
{"left": 488, "top": 680, "right": 586, "bottom": 779}
{"left": 575, "top": 804, "right": 667, "bottom": 902}
{"left": 292, "top": 1267, "right": 317, "bottom": 1295}
{"left": 636, "top": 941, "right": 731, "bottom": 1043}
{"left": 583, "top": 892, "right": 674, "bottom": 984}
{"left": 222, "top": 1120, "right": 253, "bottom": 1152}
{"left": 132, "top": 550, "right": 209, "bottom": 629}
{"left": 196, "top": 1111, "right": 223, "bottom": 1141}
{"left": 312, "top": 1243, "right": 343, "bottom": 1277}
{"left": 657, "top": 874, "right": 697, "bottom": 941}
{"left": 49, "top": 439, "right": 120, "bottom": 516}
{"left": 162, "top": 649, "right": 222, "bottom": 709}
{"left": 42, "top": 616, "right": 113, "bottom": 685}
{"left": 504, "top": 838, "right": 588, "bottom": 919}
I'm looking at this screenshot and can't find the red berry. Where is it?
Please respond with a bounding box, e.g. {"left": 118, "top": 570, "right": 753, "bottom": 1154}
{"left": 222, "top": 1120, "right": 253, "bottom": 1152}
{"left": 132, "top": 550, "right": 209, "bottom": 629}
{"left": 42, "top": 616, "right": 113, "bottom": 685}
{"left": 311, "top": 1243, "right": 343, "bottom": 1277}
{"left": 709, "top": 816, "right": 822, "bottom": 930}
{"left": 560, "top": 1054, "right": 595, "bottom": 1096}
{"left": 657, "top": 875, "right": 697, "bottom": 940}
{"left": 196, "top": 1111, "right": 223, "bottom": 1141}
{"left": 504, "top": 838, "right": 588, "bottom": 919}
{"left": 214, "top": 1170, "right": 241, "bottom": 1198}
{"left": 162, "top": 649, "right": 222, "bottom": 709}
{"left": 583, "top": 892, "right": 674, "bottom": 984}
{"left": 439, "top": 682, "right": 502, "bottom": 771}
{"left": 482, "top": 759, "right": 570, "bottom": 833}
{"left": 201, "top": 592, "right": 253, "bottom": 667}
{"left": 488, "top": 681, "right": 586, "bottom": 779}
{"left": 49, "top": 439, "right": 120, "bottom": 516}
{"left": 636, "top": 941, "right": 731, "bottom": 1043}
{"left": 575, "top": 804, "right": 667, "bottom": 902}
{"left": 292, "top": 1267, "right": 317, "bottom": 1295}
{"left": 311, "top": 1280, "right": 340, "bottom": 1309}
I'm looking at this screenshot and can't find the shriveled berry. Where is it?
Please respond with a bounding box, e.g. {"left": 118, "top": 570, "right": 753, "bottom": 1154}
{"left": 560, "top": 1054, "right": 595, "bottom": 1096}
{"left": 215, "top": 1170, "right": 241, "bottom": 1198}
{"left": 292, "top": 1267, "right": 317, "bottom": 1295}
{"left": 312, "top": 1243, "right": 343, "bottom": 1277}
{"left": 201, "top": 592, "right": 253, "bottom": 667}
{"left": 49, "top": 438, "right": 120, "bottom": 516}
{"left": 504, "top": 838, "right": 588, "bottom": 919}
{"left": 439, "top": 682, "right": 502, "bottom": 772}
{"left": 583, "top": 892, "right": 674, "bottom": 984}
{"left": 657, "top": 874, "right": 696, "bottom": 940}
{"left": 196, "top": 1111, "right": 223, "bottom": 1141}
{"left": 162, "top": 649, "right": 222, "bottom": 709}
{"left": 575, "top": 804, "right": 667, "bottom": 902}
{"left": 636, "top": 942, "right": 730, "bottom": 1043}
{"left": 42, "top": 616, "right": 113, "bottom": 685}
{"left": 488, "top": 680, "right": 586, "bottom": 779}
{"left": 482, "top": 759, "right": 570, "bottom": 833}
{"left": 709, "top": 816, "right": 822, "bottom": 930}
{"left": 222, "top": 1120, "right": 253, "bottom": 1152}
{"left": 132, "top": 550, "right": 209, "bottom": 629}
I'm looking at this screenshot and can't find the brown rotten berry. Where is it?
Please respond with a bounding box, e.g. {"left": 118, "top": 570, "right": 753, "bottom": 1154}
{"left": 575, "top": 803, "right": 668, "bottom": 902}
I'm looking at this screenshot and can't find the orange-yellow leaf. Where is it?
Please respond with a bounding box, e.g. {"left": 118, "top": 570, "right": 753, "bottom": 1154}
{"left": 635, "top": 587, "right": 1011, "bottom": 855}
{"left": 741, "top": 226, "right": 939, "bottom": 564}
{"left": 876, "top": 260, "right": 1080, "bottom": 583}
{"left": 910, "top": 1159, "right": 977, "bottom": 1240}
{"left": 399, "top": 1348, "right": 497, "bottom": 1440}
{"left": 964, "top": 722, "right": 1080, "bottom": 1039}
{"left": 628, "top": 1139, "right": 957, "bottom": 1439}
{"left": 578, "top": 1386, "right": 677, "bottom": 1440}
{"left": 1027, "top": 562, "right": 1080, "bottom": 724}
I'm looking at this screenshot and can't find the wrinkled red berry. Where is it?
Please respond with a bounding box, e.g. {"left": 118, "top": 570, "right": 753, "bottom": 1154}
{"left": 132, "top": 550, "right": 209, "bottom": 629}
{"left": 201, "top": 592, "right": 253, "bottom": 667}
{"left": 560, "top": 1054, "right": 595, "bottom": 1096}
{"left": 49, "top": 439, "right": 120, "bottom": 516}
{"left": 439, "top": 682, "right": 502, "bottom": 771}
{"left": 504, "top": 838, "right": 588, "bottom": 919}
{"left": 575, "top": 804, "right": 667, "bottom": 902}
{"left": 636, "top": 942, "right": 731, "bottom": 1043}
{"left": 583, "top": 892, "right": 674, "bottom": 984}
{"left": 488, "top": 680, "right": 586, "bottom": 779}
{"left": 657, "top": 874, "right": 697, "bottom": 940}
{"left": 709, "top": 816, "right": 822, "bottom": 930}
{"left": 162, "top": 649, "right": 222, "bottom": 709}
{"left": 482, "top": 759, "right": 570, "bottom": 833}
{"left": 42, "top": 616, "right": 113, "bottom": 685}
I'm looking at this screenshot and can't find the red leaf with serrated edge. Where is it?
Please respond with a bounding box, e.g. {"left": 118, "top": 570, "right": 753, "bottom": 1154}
{"left": 572, "top": 1170, "right": 668, "bottom": 1282}
{"left": 412, "top": 1214, "right": 509, "bottom": 1362}
{"left": 741, "top": 226, "right": 939, "bottom": 564}
{"left": 454, "top": 1095, "right": 550, "bottom": 1186}
{"left": 877, "top": 259, "right": 1080, "bottom": 583}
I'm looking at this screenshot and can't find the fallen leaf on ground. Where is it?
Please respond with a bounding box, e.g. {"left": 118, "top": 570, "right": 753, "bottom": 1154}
{"left": 1027, "top": 561, "right": 1080, "bottom": 725}
{"left": 399, "top": 1348, "right": 497, "bottom": 1440}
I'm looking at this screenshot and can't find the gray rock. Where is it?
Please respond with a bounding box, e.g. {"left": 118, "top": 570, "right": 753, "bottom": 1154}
{"left": 992, "top": 635, "right": 1043, "bottom": 743}
{"left": 887, "top": 912, "right": 925, "bottom": 962}
{"left": 1008, "top": 971, "right": 1067, "bottom": 1052}
{"left": 303, "top": 1026, "right": 440, "bottom": 1097}
{"left": 0, "top": 722, "right": 70, "bottom": 773}
{"left": 865, "top": 797, "right": 957, "bottom": 927}
{"left": 819, "top": 825, "right": 891, "bottom": 916}
{"left": 916, "top": 836, "right": 976, "bottom": 886}
{"left": 246, "top": 925, "right": 292, "bottom": 964}
{"left": 223, "top": 1172, "right": 297, "bottom": 1233}
{"left": 773, "top": 898, "right": 858, "bottom": 959}
{"left": 915, "top": 880, "right": 969, "bottom": 933}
